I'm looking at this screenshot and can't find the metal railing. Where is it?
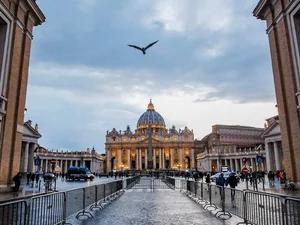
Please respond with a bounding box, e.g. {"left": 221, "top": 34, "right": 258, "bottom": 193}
{"left": 0, "top": 178, "right": 130, "bottom": 225}
{"left": 165, "top": 177, "right": 300, "bottom": 225}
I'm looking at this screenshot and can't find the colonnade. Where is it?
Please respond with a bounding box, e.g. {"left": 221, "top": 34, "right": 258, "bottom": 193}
{"left": 265, "top": 141, "right": 282, "bottom": 172}
{"left": 38, "top": 158, "right": 101, "bottom": 174}
{"left": 201, "top": 156, "right": 266, "bottom": 172}
{"left": 109, "top": 147, "right": 195, "bottom": 171}
{"left": 20, "top": 141, "right": 38, "bottom": 173}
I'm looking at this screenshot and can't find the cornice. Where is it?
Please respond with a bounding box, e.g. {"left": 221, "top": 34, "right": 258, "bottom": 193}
{"left": 253, "top": 0, "right": 269, "bottom": 19}
{"left": 26, "top": 0, "right": 45, "bottom": 25}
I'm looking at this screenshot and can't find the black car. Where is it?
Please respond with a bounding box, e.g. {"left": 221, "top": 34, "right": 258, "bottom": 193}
{"left": 66, "top": 166, "right": 94, "bottom": 181}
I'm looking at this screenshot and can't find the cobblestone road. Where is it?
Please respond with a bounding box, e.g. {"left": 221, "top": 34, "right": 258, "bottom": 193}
{"left": 67, "top": 189, "right": 241, "bottom": 225}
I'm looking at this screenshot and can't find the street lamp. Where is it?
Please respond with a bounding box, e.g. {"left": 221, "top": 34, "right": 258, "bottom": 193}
{"left": 24, "top": 108, "right": 27, "bottom": 115}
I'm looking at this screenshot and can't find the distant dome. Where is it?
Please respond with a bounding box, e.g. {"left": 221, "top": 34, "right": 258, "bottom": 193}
{"left": 137, "top": 99, "right": 166, "bottom": 129}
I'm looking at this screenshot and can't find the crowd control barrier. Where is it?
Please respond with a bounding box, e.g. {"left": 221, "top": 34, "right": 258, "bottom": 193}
{"left": 170, "top": 178, "right": 300, "bottom": 225}
{"left": 0, "top": 177, "right": 138, "bottom": 225}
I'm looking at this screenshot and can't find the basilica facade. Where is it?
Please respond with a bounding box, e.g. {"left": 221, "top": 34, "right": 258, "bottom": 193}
{"left": 105, "top": 100, "right": 195, "bottom": 172}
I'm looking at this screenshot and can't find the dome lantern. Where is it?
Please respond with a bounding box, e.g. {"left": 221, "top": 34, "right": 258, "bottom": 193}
{"left": 147, "top": 99, "right": 155, "bottom": 110}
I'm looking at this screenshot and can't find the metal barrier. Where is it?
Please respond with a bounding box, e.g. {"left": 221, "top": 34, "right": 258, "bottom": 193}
{"left": 165, "top": 177, "right": 175, "bottom": 189}
{"left": 0, "top": 200, "right": 27, "bottom": 225}
{"left": 128, "top": 176, "right": 171, "bottom": 190}
{"left": 179, "top": 180, "right": 300, "bottom": 224}
{"left": 285, "top": 198, "right": 300, "bottom": 225}
{"left": 203, "top": 183, "right": 217, "bottom": 210}
{"left": 241, "top": 191, "right": 284, "bottom": 225}
{"left": 126, "top": 175, "right": 140, "bottom": 189}
{"left": 29, "top": 192, "right": 65, "bottom": 225}
{"left": 180, "top": 179, "right": 187, "bottom": 193}
{"left": 223, "top": 187, "right": 244, "bottom": 220}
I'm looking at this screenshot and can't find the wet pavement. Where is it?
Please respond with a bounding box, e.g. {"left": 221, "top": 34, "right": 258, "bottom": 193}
{"left": 67, "top": 189, "right": 242, "bottom": 225}
{"left": 0, "top": 176, "right": 122, "bottom": 202}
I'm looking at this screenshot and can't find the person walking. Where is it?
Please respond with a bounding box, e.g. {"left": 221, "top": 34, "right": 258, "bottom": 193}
{"left": 216, "top": 173, "right": 226, "bottom": 196}
{"left": 35, "top": 173, "right": 40, "bottom": 187}
{"left": 227, "top": 172, "right": 238, "bottom": 208}
{"left": 12, "top": 172, "right": 22, "bottom": 192}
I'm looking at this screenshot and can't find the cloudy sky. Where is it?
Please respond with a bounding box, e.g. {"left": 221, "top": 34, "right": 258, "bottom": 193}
{"left": 25, "top": 0, "right": 278, "bottom": 153}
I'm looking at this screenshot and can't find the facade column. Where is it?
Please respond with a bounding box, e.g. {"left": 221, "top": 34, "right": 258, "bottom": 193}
{"left": 117, "top": 149, "right": 122, "bottom": 170}
{"left": 64, "top": 160, "right": 67, "bottom": 174}
{"left": 127, "top": 149, "right": 131, "bottom": 169}
{"left": 45, "top": 159, "right": 48, "bottom": 172}
{"left": 235, "top": 159, "right": 238, "bottom": 172}
{"left": 106, "top": 149, "right": 111, "bottom": 172}
{"left": 136, "top": 149, "right": 139, "bottom": 170}
{"left": 179, "top": 149, "right": 183, "bottom": 169}
{"left": 40, "top": 159, "right": 43, "bottom": 172}
{"left": 170, "top": 148, "right": 173, "bottom": 169}
{"left": 274, "top": 141, "right": 281, "bottom": 170}
{"left": 159, "top": 148, "right": 162, "bottom": 169}
{"left": 162, "top": 148, "right": 165, "bottom": 169}
{"left": 28, "top": 144, "right": 34, "bottom": 173}
{"left": 139, "top": 148, "right": 142, "bottom": 169}
{"left": 190, "top": 148, "right": 195, "bottom": 169}
{"left": 23, "top": 142, "right": 29, "bottom": 173}
{"left": 145, "top": 149, "right": 148, "bottom": 169}
{"left": 265, "top": 142, "right": 271, "bottom": 172}
{"left": 153, "top": 148, "right": 156, "bottom": 169}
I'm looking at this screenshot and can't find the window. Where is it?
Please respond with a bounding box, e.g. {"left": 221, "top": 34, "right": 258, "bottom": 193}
{"left": 0, "top": 13, "right": 10, "bottom": 156}
{"left": 291, "top": 7, "right": 300, "bottom": 103}
{"left": 0, "top": 17, "right": 7, "bottom": 85}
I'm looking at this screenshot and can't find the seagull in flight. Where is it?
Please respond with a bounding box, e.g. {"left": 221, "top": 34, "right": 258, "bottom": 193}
{"left": 127, "top": 40, "right": 159, "bottom": 55}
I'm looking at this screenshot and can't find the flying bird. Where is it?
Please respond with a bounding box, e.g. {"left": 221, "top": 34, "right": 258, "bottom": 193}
{"left": 127, "top": 40, "right": 159, "bottom": 55}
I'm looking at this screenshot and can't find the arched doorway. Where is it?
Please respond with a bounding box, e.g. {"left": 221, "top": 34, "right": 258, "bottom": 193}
{"left": 111, "top": 157, "right": 116, "bottom": 171}
{"left": 185, "top": 156, "right": 191, "bottom": 169}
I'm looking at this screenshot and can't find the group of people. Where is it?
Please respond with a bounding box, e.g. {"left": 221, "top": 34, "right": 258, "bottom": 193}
{"left": 12, "top": 172, "right": 41, "bottom": 193}
{"left": 26, "top": 172, "right": 40, "bottom": 187}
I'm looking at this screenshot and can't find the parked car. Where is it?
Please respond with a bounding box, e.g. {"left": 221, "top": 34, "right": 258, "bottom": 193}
{"left": 66, "top": 166, "right": 94, "bottom": 181}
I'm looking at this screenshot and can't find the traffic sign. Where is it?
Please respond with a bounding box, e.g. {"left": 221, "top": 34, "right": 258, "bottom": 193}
{"left": 34, "top": 157, "right": 41, "bottom": 166}
{"left": 50, "top": 159, "right": 56, "bottom": 164}
{"left": 242, "top": 167, "right": 249, "bottom": 174}
{"left": 256, "top": 155, "right": 264, "bottom": 164}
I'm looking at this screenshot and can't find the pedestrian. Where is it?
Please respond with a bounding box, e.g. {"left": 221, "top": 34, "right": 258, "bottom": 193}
{"left": 35, "top": 173, "right": 40, "bottom": 187}
{"left": 216, "top": 173, "right": 226, "bottom": 196}
{"left": 12, "top": 172, "right": 22, "bottom": 192}
{"left": 268, "top": 171, "right": 275, "bottom": 187}
{"left": 30, "top": 173, "right": 35, "bottom": 187}
{"left": 227, "top": 172, "right": 238, "bottom": 208}
{"left": 26, "top": 172, "right": 30, "bottom": 185}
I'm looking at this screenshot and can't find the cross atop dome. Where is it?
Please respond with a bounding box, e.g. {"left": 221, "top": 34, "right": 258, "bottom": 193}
{"left": 147, "top": 98, "right": 155, "bottom": 110}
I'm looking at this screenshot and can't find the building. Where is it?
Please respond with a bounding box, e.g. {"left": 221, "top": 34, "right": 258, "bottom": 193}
{"left": 196, "top": 125, "right": 265, "bottom": 172}
{"left": 36, "top": 147, "right": 105, "bottom": 174}
{"left": 0, "top": 0, "right": 45, "bottom": 189}
{"left": 20, "top": 120, "right": 41, "bottom": 173}
{"left": 253, "top": 0, "right": 300, "bottom": 182}
{"left": 261, "top": 115, "right": 283, "bottom": 173}
{"left": 105, "top": 100, "right": 195, "bottom": 172}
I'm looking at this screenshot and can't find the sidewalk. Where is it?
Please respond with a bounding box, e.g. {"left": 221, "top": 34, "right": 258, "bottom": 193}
{"left": 67, "top": 189, "right": 242, "bottom": 225}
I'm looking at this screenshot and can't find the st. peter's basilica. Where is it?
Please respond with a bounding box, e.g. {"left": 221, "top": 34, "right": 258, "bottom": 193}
{"left": 105, "top": 100, "right": 195, "bottom": 172}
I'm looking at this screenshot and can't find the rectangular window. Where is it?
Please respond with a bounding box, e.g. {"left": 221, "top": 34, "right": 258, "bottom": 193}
{"left": 0, "top": 14, "right": 9, "bottom": 157}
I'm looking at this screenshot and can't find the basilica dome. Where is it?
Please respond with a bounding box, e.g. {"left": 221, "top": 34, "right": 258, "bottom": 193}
{"left": 137, "top": 100, "right": 166, "bottom": 129}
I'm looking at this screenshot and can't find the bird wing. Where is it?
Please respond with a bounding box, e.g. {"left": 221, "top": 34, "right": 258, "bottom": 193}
{"left": 127, "top": 44, "right": 143, "bottom": 51}
{"left": 145, "top": 40, "right": 159, "bottom": 50}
